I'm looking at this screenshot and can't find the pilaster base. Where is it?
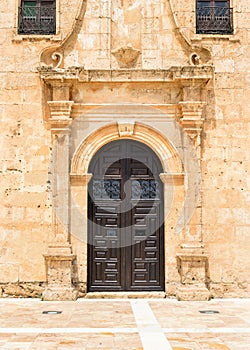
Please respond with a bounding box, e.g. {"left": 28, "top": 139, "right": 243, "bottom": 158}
{"left": 177, "top": 284, "right": 211, "bottom": 301}
{"left": 176, "top": 245, "right": 210, "bottom": 301}
{"left": 43, "top": 248, "right": 78, "bottom": 301}
{"left": 42, "top": 287, "right": 78, "bottom": 301}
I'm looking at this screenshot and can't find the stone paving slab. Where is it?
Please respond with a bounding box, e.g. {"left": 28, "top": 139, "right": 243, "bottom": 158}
{"left": 0, "top": 298, "right": 249, "bottom": 349}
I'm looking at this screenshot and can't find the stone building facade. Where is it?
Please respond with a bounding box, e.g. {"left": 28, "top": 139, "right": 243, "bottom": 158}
{"left": 0, "top": 0, "right": 249, "bottom": 300}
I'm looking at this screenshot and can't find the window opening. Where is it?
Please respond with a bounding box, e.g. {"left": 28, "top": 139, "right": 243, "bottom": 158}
{"left": 196, "top": 0, "right": 233, "bottom": 34}
{"left": 18, "top": 0, "right": 56, "bottom": 35}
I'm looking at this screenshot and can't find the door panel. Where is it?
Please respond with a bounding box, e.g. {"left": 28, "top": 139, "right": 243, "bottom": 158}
{"left": 88, "top": 139, "right": 164, "bottom": 292}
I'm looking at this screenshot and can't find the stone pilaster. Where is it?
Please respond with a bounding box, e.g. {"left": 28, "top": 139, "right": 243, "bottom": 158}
{"left": 43, "top": 100, "right": 78, "bottom": 301}
{"left": 159, "top": 172, "right": 185, "bottom": 227}
{"left": 70, "top": 173, "right": 93, "bottom": 293}
{"left": 177, "top": 101, "right": 210, "bottom": 300}
{"left": 179, "top": 100, "right": 205, "bottom": 246}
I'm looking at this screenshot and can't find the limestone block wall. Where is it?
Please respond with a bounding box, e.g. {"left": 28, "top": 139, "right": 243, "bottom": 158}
{"left": 0, "top": 0, "right": 86, "bottom": 296}
{"left": 0, "top": 1, "right": 52, "bottom": 294}
{"left": 0, "top": 0, "right": 249, "bottom": 298}
{"left": 71, "top": 0, "right": 188, "bottom": 69}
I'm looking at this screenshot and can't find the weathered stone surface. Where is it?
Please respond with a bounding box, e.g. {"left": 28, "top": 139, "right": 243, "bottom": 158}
{"left": 0, "top": 0, "right": 249, "bottom": 300}
{"left": 176, "top": 285, "right": 211, "bottom": 301}
{"left": 0, "top": 283, "right": 45, "bottom": 298}
{"left": 85, "top": 292, "right": 166, "bottom": 299}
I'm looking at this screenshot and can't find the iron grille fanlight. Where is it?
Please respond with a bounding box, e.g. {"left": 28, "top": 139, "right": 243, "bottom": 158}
{"left": 18, "top": 4, "right": 56, "bottom": 35}
{"left": 196, "top": 6, "right": 233, "bottom": 34}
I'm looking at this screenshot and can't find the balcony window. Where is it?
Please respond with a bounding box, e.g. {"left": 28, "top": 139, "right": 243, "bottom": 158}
{"left": 196, "top": 0, "right": 233, "bottom": 34}
{"left": 18, "top": 0, "right": 56, "bottom": 35}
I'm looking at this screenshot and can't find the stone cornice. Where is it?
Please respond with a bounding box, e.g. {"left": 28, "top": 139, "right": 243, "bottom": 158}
{"left": 39, "top": 66, "right": 214, "bottom": 84}
{"left": 176, "top": 252, "right": 209, "bottom": 261}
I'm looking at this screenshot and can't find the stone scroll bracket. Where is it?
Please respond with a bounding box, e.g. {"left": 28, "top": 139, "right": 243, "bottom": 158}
{"left": 39, "top": 0, "right": 87, "bottom": 69}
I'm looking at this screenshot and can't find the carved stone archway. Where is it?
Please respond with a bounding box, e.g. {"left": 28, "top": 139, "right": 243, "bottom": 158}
{"left": 71, "top": 122, "right": 183, "bottom": 176}
{"left": 69, "top": 121, "right": 186, "bottom": 296}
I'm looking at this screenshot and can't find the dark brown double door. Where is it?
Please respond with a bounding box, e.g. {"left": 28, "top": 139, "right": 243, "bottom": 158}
{"left": 88, "top": 140, "right": 164, "bottom": 292}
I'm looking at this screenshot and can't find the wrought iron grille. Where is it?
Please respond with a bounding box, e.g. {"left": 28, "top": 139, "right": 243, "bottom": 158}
{"left": 92, "top": 180, "right": 121, "bottom": 200}
{"left": 196, "top": 6, "right": 233, "bottom": 34}
{"left": 18, "top": 5, "right": 56, "bottom": 35}
{"left": 132, "top": 180, "right": 160, "bottom": 200}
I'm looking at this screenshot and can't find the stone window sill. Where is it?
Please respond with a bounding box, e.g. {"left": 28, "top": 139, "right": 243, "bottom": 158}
{"left": 191, "top": 32, "right": 240, "bottom": 43}
{"left": 12, "top": 31, "right": 62, "bottom": 43}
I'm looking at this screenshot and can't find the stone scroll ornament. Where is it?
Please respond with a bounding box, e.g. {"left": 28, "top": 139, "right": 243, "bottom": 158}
{"left": 167, "top": 0, "right": 212, "bottom": 65}
{"left": 39, "top": 0, "right": 87, "bottom": 69}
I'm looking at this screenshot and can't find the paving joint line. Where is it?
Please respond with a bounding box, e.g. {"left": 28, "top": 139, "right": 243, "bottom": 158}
{"left": 130, "top": 300, "right": 172, "bottom": 350}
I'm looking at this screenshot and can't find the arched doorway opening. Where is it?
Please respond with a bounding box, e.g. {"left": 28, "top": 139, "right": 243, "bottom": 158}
{"left": 87, "top": 139, "right": 165, "bottom": 292}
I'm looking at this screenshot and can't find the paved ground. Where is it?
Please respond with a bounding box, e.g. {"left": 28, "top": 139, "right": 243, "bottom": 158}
{"left": 0, "top": 298, "right": 249, "bottom": 350}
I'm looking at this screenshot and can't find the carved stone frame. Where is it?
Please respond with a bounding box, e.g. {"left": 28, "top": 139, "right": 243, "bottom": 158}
{"left": 40, "top": 66, "right": 213, "bottom": 300}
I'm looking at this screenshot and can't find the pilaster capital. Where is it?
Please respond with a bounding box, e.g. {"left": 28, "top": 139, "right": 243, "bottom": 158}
{"left": 48, "top": 101, "right": 74, "bottom": 130}
{"left": 179, "top": 101, "right": 205, "bottom": 131}
{"left": 179, "top": 101, "right": 205, "bottom": 149}
{"left": 159, "top": 172, "right": 184, "bottom": 185}
{"left": 179, "top": 101, "right": 205, "bottom": 122}
{"left": 70, "top": 173, "right": 93, "bottom": 186}
{"left": 177, "top": 242, "right": 209, "bottom": 262}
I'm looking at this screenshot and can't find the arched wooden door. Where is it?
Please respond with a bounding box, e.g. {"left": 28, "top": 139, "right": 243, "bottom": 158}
{"left": 87, "top": 139, "right": 164, "bottom": 292}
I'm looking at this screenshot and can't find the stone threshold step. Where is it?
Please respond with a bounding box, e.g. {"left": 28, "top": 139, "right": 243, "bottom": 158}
{"left": 85, "top": 292, "right": 166, "bottom": 299}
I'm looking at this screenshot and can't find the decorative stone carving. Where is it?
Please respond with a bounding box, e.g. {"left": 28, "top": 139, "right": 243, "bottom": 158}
{"left": 117, "top": 121, "right": 135, "bottom": 137}
{"left": 179, "top": 101, "right": 205, "bottom": 151}
{"left": 189, "top": 52, "right": 201, "bottom": 66}
{"left": 39, "top": 1, "right": 87, "bottom": 68}
{"left": 167, "top": 0, "right": 212, "bottom": 65}
{"left": 111, "top": 45, "right": 141, "bottom": 68}
{"left": 40, "top": 51, "right": 63, "bottom": 69}
{"left": 48, "top": 101, "right": 74, "bottom": 130}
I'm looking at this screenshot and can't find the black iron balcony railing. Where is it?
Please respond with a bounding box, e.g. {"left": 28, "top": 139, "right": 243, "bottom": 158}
{"left": 196, "top": 6, "right": 233, "bottom": 34}
{"left": 18, "top": 5, "right": 56, "bottom": 35}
